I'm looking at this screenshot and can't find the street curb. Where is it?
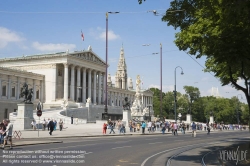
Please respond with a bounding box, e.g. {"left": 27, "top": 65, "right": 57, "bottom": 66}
{"left": 15, "top": 130, "right": 235, "bottom": 139}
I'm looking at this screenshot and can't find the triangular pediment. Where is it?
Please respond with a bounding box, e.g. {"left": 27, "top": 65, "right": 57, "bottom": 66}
{"left": 143, "top": 89, "right": 154, "bottom": 95}
{"left": 70, "top": 51, "right": 106, "bottom": 66}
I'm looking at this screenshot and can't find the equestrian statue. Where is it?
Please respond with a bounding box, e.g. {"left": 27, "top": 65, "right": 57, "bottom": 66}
{"left": 19, "top": 82, "right": 33, "bottom": 104}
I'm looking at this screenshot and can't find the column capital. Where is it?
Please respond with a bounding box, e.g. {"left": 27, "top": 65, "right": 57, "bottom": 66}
{"left": 63, "top": 63, "right": 69, "bottom": 68}
{"left": 76, "top": 66, "right": 81, "bottom": 70}
{"left": 87, "top": 68, "right": 92, "bottom": 72}
{"left": 51, "top": 64, "right": 57, "bottom": 69}
{"left": 82, "top": 67, "right": 86, "bottom": 72}
{"left": 71, "top": 64, "right": 75, "bottom": 69}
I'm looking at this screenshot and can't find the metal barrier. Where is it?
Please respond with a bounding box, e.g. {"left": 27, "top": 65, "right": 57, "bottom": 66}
{"left": 13, "top": 130, "right": 22, "bottom": 139}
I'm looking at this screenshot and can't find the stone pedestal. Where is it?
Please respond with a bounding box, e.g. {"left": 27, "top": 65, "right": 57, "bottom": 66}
{"left": 86, "top": 103, "right": 93, "bottom": 122}
{"left": 14, "top": 103, "right": 34, "bottom": 130}
{"left": 186, "top": 114, "right": 192, "bottom": 124}
{"left": 122, "top": 110, "right": 131, "bottom": 127}
{"left": 209, "top": 116, "right": 214, "bottom": 124}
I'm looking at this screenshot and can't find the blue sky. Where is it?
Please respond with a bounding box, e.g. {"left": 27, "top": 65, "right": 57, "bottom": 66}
{"left": 0, "top": 0, "right": 246, "bottom": 102}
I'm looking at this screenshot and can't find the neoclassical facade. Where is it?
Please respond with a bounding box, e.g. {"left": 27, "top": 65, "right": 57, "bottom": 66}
{"left": 0, "top": 67, "right": 44, "bottom": 120}
{"left": 0, "top": 45, "right": 153, "bottom": 119}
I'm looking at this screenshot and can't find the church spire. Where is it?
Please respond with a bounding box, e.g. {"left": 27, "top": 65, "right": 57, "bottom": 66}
{"left": 115, "top": 45, "right": 128, "bottom": 89}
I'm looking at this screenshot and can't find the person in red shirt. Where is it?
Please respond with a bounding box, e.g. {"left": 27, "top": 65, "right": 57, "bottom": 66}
{"left": 103, "top": 123, "right": 107, "bottom": 134}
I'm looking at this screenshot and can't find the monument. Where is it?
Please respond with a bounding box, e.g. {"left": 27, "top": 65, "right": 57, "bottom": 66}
{"left": 14, "top": 83, "right": 34, "bottom": 130}
{"left": 130, "top": 75, "right": 148, "bottom": 121}
{"left": 122, "top": 97, "right": 131, "bottom": 126}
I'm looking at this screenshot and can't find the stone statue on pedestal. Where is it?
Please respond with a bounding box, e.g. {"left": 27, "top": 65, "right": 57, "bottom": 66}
{"left": 86, "top": 97, "right": 91, "bottom": 104}
{"left": 19, "top": 82, "right": 33, "bottom": 104}
{"left": 123, "top": 97, "right": 130, "bottom": 111}
{"left": 131, "top": 75, "right": 143, "bottom": 116}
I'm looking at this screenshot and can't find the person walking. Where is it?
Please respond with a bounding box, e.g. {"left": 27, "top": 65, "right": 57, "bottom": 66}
{"left": 173, "top": 122, "right": 178, "bottom": 136}
{"left": 47, "top": 118, "right": 50, "bottom": 131}
{"left": 141, "top": 121, "right": 146, "bottom": 134}
{"left": 109, "top": 121, "right": 115, "bottom": 134}
{"left": 31, "top": 120, "right": 36, "bottom": 130}
{"left": 59, "top": 119, "right": 63, "bottom": 131}
{"left": 42, "top": 119, "right": 46, "bottom": 131}
{"left": 48, "top": 119, "right": 55, "bottom": 135}
{"left": 191, "top": 122, "right": 197, "bottom": 137}
{"left": 103, "top": 123, "right": 107, "bottom": 134}
{"left": 2, "top": 119, "right": 13, "bottom": 149}
{"left": 207, "top": 123, "right": 210, "bottom": 135}
{"left": 53, "top": 120, "right": 57, "bottom": 131}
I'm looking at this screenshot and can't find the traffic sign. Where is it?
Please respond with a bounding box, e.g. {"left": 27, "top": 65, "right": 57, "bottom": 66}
{"left": 37, "top": 110, "right": 42, "bottom": 117}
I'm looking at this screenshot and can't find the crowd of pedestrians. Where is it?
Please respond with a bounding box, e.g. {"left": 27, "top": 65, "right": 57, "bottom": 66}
{"left": 102, "top": 118, "right": 247, "bottom": 136}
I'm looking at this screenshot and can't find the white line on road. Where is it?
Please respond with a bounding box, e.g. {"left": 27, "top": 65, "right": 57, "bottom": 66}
{"left": 112, "top": 146, "right": 131, "bottom": 150}
{"left": 149, "top": 142, "right": 162, "bottom": 144}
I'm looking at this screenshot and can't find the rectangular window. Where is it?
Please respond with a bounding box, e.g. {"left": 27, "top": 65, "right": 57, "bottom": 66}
{"left": 2, "top": 85, "right": 6, "bottom": 96}
{"left": 11, "top": 86, "right": 15, "bottom": 97}
{"left": 36, "top": 90, "right": 39, "bottom": 99}
{"left": 4, "top": 109, "right": 8, "bottom": 119}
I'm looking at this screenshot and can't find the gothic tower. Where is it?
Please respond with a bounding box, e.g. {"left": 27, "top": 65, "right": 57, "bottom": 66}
{"left": 115, "top": 45, "right": 127, "bottom": 89}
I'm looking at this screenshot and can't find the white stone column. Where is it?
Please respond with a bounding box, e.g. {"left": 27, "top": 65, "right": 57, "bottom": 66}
{"left": 51, "top": 64, "right": 57, "bottom": 101}
{"left": 98, "top": 72, "right": 102, "bottom": 105}
{"left": 7, "top": 76, "right": 11, "bottom": 99}
{"left": 40, "top": 80, "right": 44, "bottom": 102}
{"left": 63, "top": 63, "right": 69, "bottom": 101}
{"left": 102, "top": 73, "right": 106, "bottom": 104}
{"left": 93, "top": 70, "right": 97, "bottom": 105}
{"left": 70, "top": 65, "right": 75, "bottom": 101}
{"left": 33, "top": 79, "right": 36, "bottom": 101}
{"left": 142, "top": 94, "right": 144, "bottom": 106}
{"left": 82, "top": 68, "right": 86, "bottom": 103}
{"left": 16, "top": 77, "right": 20, "bottom": 100}
{"left": 88, "top": 69, "right": 92, "bottom": 101}
{"left": 0, "top": 78, "right": 2, "bottom": 99}
{"left": 76, "top": 66, "right": 81, "bottom": 102}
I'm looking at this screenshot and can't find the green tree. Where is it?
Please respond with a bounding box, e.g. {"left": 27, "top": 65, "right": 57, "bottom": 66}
{"left": 183, "top": 86, "right": 200, "bottom": 114}
{"left": 162, "top": 0, "right": 250, "bottom": 131}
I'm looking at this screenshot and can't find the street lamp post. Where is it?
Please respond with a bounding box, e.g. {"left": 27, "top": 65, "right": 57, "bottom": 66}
{"left": 103, "top": 11, "right": 119, "bottom": 120}
{"left": 174, "top": 66, "right": 184, "bottom": 123}
{"left": 143, "top": 43, "right": 162, "bottom": 120}
{"left": 160, "top": 43, "right": 162, "bottom": 120}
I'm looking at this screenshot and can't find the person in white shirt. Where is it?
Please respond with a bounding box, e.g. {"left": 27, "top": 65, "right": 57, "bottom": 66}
{"left": 147, "top": 121, "right": 152, "bottom": 133}
{"left": 2, "top": 119, "right": 13, "bottom": 149}
{"left": 31, "top": 120, "right": 36, "bottom": 130}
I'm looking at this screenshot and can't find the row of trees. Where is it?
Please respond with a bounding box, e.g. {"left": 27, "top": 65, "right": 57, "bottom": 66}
{"left": 151, "top": 86, "right": 249, "bottom": 124}
{"left": 139, "top": 0, "right": 250, "bottom": 130}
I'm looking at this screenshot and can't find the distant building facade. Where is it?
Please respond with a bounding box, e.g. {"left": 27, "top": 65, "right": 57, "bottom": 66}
{"left": 0, "top": 45, "right": 153, "bottom": 120}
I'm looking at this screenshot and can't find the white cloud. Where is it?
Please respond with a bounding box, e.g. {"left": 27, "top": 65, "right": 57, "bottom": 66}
{"left": 90, "top": 27, "right": 120, "bottom": 41}
{"left": 32, "top": 42, "right": 76, "bottom": 52}
{"left": 0, "top": 27, "right": 25, "bottom": 48}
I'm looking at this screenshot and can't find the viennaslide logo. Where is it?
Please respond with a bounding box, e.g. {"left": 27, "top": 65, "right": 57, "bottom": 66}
{"left": 219, "top": 146, "right": 248, "bottom": 165}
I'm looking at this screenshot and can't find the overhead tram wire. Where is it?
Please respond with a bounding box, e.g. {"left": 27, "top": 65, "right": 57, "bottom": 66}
{"left": 184, "top": 51, "right": 220, "bottom": 81}
{"left": 0, "top": 9, "right": 166, "bottom": 14}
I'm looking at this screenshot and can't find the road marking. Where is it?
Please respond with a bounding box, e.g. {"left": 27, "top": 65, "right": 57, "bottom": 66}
{"left": 112, "top": 146, "right": 131, "bottom": 149}
{"left": 119, "top": 159, "right": 129, "bottom": 162}
{"left": 115, "top": 140, "right": 131, "bottom": 143}
{"left": 85, "top": 152, "right": 93, "bottom": 155}
{"left": 149, "top": 142, "right": 162, "bottom": 144}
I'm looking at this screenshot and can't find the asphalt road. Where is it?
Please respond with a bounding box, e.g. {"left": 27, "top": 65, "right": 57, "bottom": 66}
{"left": 0, "top": 130, "right": 249, "bottom": 166}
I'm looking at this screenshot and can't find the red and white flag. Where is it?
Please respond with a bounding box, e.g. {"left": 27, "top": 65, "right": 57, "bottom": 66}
{"left": 81, "top": 30, "right": 84, "bottom": 41}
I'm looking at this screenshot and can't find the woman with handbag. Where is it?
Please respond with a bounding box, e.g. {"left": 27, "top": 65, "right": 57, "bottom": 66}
{"left": 103, "top": 123, "right": 107, "bottom": 134}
